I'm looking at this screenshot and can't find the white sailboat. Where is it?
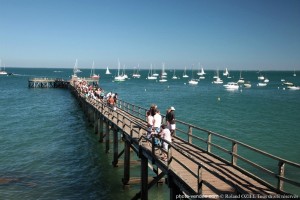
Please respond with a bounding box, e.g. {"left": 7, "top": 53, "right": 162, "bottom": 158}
{"left": 122, "top": 65, "right": 128, "bottom": 79}
{"left": 223, "top": 68, "right": 229, "bottom": 76}
{"left": 72, "top": 59, "right": 81, "bottom": 78}
{"left": 132, "top": 66, "right": 141, "bottom": 78}
{"left": 212, "top": 69, "right": 223, "bottom": 84}
{"left": 0, "top": 59, "right": 8, "bottom": 75}
{"left": 197, "top": 67, "right": 206, "bottom": 76}
{"left": 172, "top": 69, "right": 178, "bottom": 79}
{"left": 188, "top": 68, "right": 198, "bottom": 85}
{"left": 293, "top": 69, "right": 296, "bottom": 77}
{"left": 114, "top": 59, "right": 126, "bottom": 82}
{"left": 90, "top": 61, "right": 100, "bottom": 79}
{"left": 182, "top": 67, "right": 189, "bottom": 78}
{"left": 147, "top": 64, "right": 157, "bottom": 80}
{"left": 237, "top": 71, "right": 245, "bottom": 84}
{"left": 161, "top": 62, "right": 167, "bottom": 77}
{"left": 105, "top": 66, "right": 111, "bottom": 75}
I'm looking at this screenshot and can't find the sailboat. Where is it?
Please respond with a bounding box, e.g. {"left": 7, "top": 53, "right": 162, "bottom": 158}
{"left": 237, "top": 71, "right": 245, "bottom": 84}
{"left": 132, "top": 66, "right": 141, "bottom": 78}
{"left": 161, "top": 62, "right": 167, "bottom": 78}
{"left": 172, "top": 69, "right": 178, "bottom": 79}
{"left": 188, "top": 68, "right": 198, "bottom": 85}
{"left": 212, "top": 69, "right": 223, "bottom": 84}
{"left": 182, "top": 67, "right": 189, "bottom": 78}
{"left": 122, "top": 65, "right": 128, "bottom": 79}
{"left": 197, "top": 67, "right": 206, "bottom": 76}
{"left": 72, "top": 59, "right": 81, "bottom": 78}
{"left": 114, "top": 59, "right": 126, "bottom": 82}
{"left": 147, "top": 64, "right": 157, "bottom": 80}
{"left": 90, "top": 61, "right": 100, "bottom": 79}
{"left": 105, "top": 66, "right": 111, "bottom": 75}
{"left": 293, "top": 69, "right": 297, "bottom": 77}
{"left": 223, "top": 68, "right": 229, "bottom": 76}
{"left": 0, "top": 59, "right": 8, "bottom": 75}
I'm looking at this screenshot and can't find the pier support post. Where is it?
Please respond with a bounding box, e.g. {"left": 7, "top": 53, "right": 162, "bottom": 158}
{"left": 140, "top": 148, "right": 148, "bottom": 200}
{"left": 98, "top": 116, "right": 104, "bottom": 142}
{"left": 94, "top": 112, "right": 98, "bottom": 134}
{"left": 122, "top": 140, "right": 131, "bottom": 186}
{"left": 106, "top": 122, "right": 110, "bottom": 153}
{"left": 112, "top": 127, "right": 119, "bottom": 167}
{"left": 168, "top": 174, "right": 182, "bottom": 199}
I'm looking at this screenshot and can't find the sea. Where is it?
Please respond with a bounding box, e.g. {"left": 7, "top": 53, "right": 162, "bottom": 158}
{"left": 1, "top": 67, "right": 300, "bottom": 199}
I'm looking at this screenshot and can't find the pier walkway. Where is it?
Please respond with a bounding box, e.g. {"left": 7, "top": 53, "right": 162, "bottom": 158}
{"left": 69, "top": 81, "right": 300, "bottom": 200}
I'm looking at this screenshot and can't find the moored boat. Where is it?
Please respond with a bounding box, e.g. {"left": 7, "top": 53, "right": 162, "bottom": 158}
{"left": 223, "top": 82, "right": 239, "bottom": 90}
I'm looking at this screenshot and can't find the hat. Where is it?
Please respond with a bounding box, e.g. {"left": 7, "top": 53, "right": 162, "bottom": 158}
{"left": 170, "top": 106, "right": 175, "bottom": 111}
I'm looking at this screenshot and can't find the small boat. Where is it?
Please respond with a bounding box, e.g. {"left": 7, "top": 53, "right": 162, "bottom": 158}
{"left": 258, "top": 74, "right": 265, "bottom": 80}
{"left": 72, "top": 59, "right": 81, "bottom": 78}
{"left": 257, "top": 82, "right": 267, "bottom": 87}
{"left": 114, "top": 59, "right": 126, "bottom": 82}
{"left": 264, "top": 78, "right": 269, "bottom": 83}
{"left": 161, "top": 63, "right": 167, "bottom": 77}
{"left": 105, "top": 66, "right": 111, "bottom": 75}
{"left": 188, "top": 79, "right": 198, "bottom": 85}
{"left": 172, "top": 69, "right": 178, "bottom": 79}
{"left": 90, "top": 61, "right": 100, "bottom": 79}
{"left": 147, "top": 64, "right": 157, "bottom": 80}
{"left": 213, "top": 77, "right": 223, "bottom": 84}
{"left": 237, "top": 71, "right": 245, "bottom": 84}
{"left": 243, "top": 82, "right": 252, "bottom": 88}
{"left": 212, "top": 69, "right": 223, "bottom": 84}
{"left": 132, "top": 65, "right": 141, "bottom": 78}
{"left": 0, "top": 59, "right": 8, "bottom": 75}
{"left": 197, "top": 65, "right": 206, "bottom": 76}
{"left": 223, "top": 82, "right": 239, "bottom": 90}
{"left": 199, "top": 75, "right": 205, "bottom": 79}
{"left": 283, "top": 81, "right": 294, "bottom": 86}
{"left": 183, "top": 67, "right": 189, "bottom": 78}
{"left": 287, "top": 85, "right": 300, "bottom": 90}
{"left": 223, "top": 68, "right": 229, "bottom": 76}
{"left": 159, "top": 78, "right": 168, "bottom": 82}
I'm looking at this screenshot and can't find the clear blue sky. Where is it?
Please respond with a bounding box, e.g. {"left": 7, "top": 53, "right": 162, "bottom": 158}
{"left": 1, "top": 0, "right": 300, "bottom": 70}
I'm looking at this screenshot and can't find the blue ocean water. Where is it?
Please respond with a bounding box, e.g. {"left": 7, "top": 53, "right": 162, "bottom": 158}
{"left": 0, "top": 68, "right": 299, "bottom": 198}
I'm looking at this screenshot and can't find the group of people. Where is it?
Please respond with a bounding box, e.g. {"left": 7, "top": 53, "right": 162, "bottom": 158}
{"left": 73, "top": 79, "right": 118, "bottom": 111}
{"left": 74, "top": 80, "right": 176, "bottom": 161}
{"left": 146, "top": 104, "right": 176, "bottom": 161}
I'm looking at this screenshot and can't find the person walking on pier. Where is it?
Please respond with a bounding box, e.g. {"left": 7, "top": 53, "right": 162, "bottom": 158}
{"left": 153, "top": 109, "right": 162, "bottom": 133}
{"left": 108, "top": 95, "right": 115, "bottom": 110}
{"left": 146, "top": 111, "right": 154, "bottom": 139}
{"left": 166, "top": 106, "right": 176, "bottom": 136}
{"left": 160, "top": 124, "right": 172, "bottom": 161}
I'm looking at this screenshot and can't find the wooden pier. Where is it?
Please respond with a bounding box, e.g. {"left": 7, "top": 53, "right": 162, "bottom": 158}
{"left": 69, "top": 81, "right": 300, "bottom": 200}
{"left": 28, "top": 77, "right": 98, "bottom": 88}
{"left": 28, "top": 78, "right": 70, "bottom": 88}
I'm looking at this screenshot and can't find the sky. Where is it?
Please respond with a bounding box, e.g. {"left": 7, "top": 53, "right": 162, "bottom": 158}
{"left": 0, "top": 0, "right": 300, "bottom": 70}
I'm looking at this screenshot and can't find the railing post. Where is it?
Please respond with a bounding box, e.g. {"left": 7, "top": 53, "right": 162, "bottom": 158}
{"left": 167, "top": 145, "right": 172, "bottom": 168}
{"left": 231, "top": 142, "right": 238, "bottom": 166}
{"left": 277, "top": 161, "right": 285, "bottom": 191}
{"left": 198, "top": 165, "right": 202, "bottom": 194}
{"left": 188, "top": 126, "right": 193, "bottom": 144}
{"left": 207, "top": 132, "right": 211, "bottom": 153}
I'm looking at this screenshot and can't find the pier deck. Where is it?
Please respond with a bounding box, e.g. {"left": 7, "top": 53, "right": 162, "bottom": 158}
{"left": 69, "top": 82, "right": 300, "bottom": 199}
